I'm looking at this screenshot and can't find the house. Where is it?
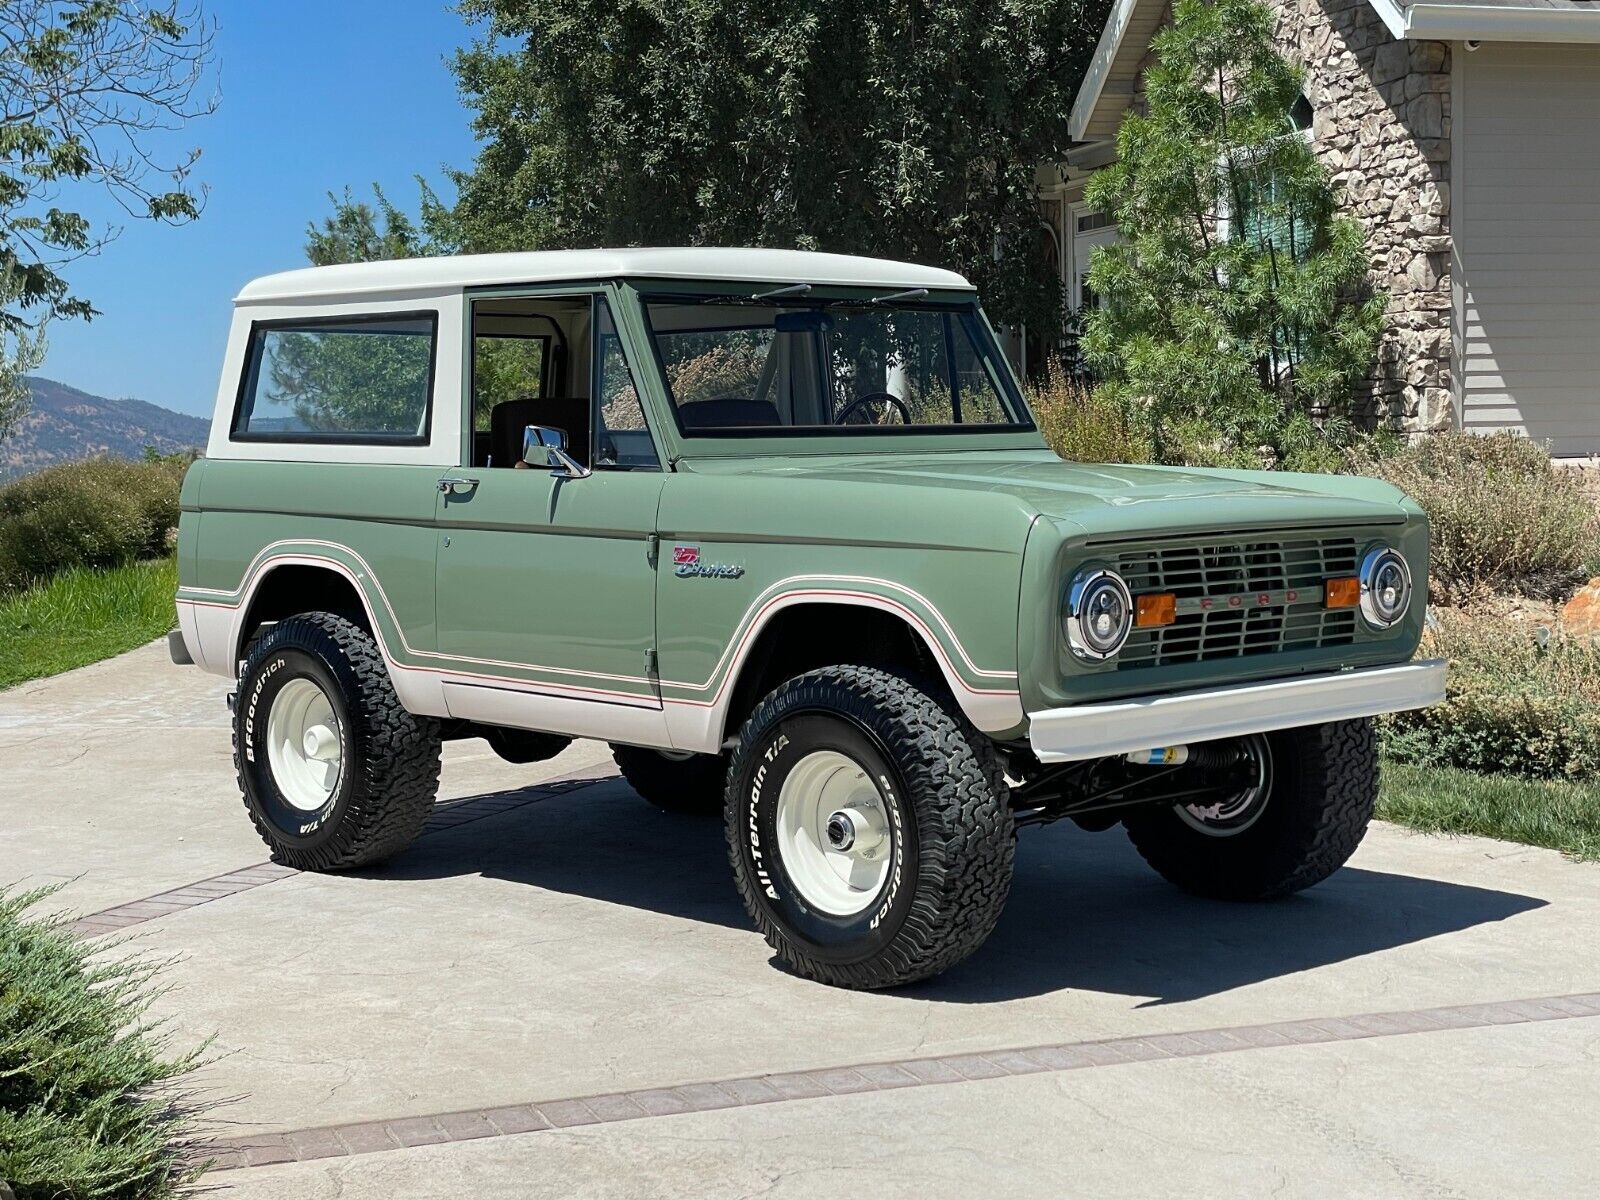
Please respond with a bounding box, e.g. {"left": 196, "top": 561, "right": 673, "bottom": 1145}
{"left": 1041, "top": 0, "right": 1600, "bottom": 455}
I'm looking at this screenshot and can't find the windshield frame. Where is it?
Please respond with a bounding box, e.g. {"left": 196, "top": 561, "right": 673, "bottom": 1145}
{"left": 624, "top": 281, "right": 1042, "bottom": 456}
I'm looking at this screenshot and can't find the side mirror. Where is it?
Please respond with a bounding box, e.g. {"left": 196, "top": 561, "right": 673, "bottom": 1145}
{"left": 521, "top": 425, "right": 592, "bottom": 479}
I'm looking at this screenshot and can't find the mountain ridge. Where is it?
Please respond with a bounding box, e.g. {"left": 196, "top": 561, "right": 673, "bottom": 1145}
{"left": 2, "top": 376, "right": 211, "bottom": 481}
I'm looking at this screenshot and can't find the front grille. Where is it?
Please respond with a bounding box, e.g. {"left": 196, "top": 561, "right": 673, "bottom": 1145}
{"left": 1112, "top": 534, "right": 1360, "bottom": 669}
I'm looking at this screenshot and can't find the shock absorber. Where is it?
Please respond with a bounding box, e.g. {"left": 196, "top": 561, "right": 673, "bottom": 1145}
{"left": 1124, "top": 744, "right": 1250, "bottom": 770}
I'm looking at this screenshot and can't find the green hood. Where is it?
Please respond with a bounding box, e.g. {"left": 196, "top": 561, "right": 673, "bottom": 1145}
{"left": 684, "top": 450, "right": 1413, "bottom": 540}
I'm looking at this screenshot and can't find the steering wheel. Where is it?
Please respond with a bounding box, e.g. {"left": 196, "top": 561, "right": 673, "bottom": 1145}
{"left": 835, "top": 391, "right": 911, "bottom": 426}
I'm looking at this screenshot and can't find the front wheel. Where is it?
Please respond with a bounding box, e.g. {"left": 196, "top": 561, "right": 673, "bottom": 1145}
{"left": 234, "top": 612, "right": 441, "bottom": 870}
{"left": 725, "top": 666, "right": 1014, "bottom": 989}
{"left": 1122, "top": 719, "right": 1378, "bottom": 900}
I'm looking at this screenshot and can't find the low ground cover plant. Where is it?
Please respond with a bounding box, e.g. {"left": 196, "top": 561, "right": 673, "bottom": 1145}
{"left": 1357, "top": 431, "right": 1600, "bottom": 601}
{"left": 0, "top": 457, "right": 186, "bottom": 594}
{"left": 0, "top": 887, "right": 210, "bottom": 1200}
{"left": 1381, "top": 605, "right": 1600, "bottom": 783}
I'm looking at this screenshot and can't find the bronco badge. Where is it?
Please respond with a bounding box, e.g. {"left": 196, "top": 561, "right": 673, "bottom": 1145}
{"left": 673, "top": 545, "right": 744, "bottom": 579}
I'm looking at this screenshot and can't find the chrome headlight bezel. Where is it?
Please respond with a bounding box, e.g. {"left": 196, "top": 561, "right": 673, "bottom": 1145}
{"left": 1064, "top": 567, "right": 1134, "bottom": 662}
{"left": 1359, "top": 545, "right": 1412, "bottom": 629}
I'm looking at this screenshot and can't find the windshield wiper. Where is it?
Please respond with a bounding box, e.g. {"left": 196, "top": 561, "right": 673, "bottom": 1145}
{"left": 697, "top": 282, "right": 815, "bottom": 305}
{"left": 867, "top": 287, "right": 929, "bottom": 305}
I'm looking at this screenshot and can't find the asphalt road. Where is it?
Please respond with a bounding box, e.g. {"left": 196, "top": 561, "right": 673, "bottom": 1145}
{"left": 2, "top": 641, "right": 1596, "bottom": 1198}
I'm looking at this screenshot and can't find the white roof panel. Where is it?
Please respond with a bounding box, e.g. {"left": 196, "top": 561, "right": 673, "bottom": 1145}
{"left": 235, "top": 247, "right": 973, "bottom": 304}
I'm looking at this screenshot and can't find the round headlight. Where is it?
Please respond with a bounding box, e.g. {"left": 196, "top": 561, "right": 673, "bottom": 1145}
{"left": 1065, "top": 568, "right": 1134, "bottom": 661}
{"left": 1359, "top": 546, "right": 1412, "bottom": 629}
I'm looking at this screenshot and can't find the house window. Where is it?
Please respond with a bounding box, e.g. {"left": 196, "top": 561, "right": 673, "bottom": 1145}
{"left": 1076, "top": 210, "right": 1114, "bottom": 235}
{"left": 1289, "top": 92, "right": 1314, "bottom": 134}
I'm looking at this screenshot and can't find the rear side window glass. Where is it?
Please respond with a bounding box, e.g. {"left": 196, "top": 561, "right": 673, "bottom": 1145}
{"left": 233, "top": 313, "right": 437, "bottom": 443}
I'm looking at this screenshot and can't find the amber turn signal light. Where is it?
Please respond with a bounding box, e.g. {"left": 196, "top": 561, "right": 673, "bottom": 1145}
{"left": 1134, "top": 592, "right": 1177, "bottom": 628}
{"left": 1326, "top": 577, "right": 1360, "bottom": 608}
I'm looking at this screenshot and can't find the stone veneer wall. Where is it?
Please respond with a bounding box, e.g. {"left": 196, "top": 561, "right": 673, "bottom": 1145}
{"left": 1127, "top": 0, "right": 1453, "bottom": 431}
{"left": 1280, "top": 0, "right": 1453, "bottom": 431}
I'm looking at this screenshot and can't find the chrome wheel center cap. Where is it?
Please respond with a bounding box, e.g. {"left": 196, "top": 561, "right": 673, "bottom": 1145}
{"left": 826, "top": 810, "right": 857, "bottom": 851}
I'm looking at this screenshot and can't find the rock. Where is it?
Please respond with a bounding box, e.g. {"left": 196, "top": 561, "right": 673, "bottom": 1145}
{"left": 1560, "top": 580, "right": 1600, "bottom": 637}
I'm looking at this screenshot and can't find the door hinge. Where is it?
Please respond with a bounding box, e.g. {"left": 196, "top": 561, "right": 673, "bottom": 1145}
{"left": 646, "top": 532, "right": 660, "bottom": 565}
{"left": 643, "top": 648, "right": 658, "bottom": 678}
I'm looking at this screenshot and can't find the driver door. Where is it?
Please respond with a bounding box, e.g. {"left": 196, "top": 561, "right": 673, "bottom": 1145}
{"left": 433, "top": 290, "right": 668, "bottom": 742}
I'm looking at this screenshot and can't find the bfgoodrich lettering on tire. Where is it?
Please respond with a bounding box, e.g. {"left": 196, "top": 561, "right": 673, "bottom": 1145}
{"left": 725, "top": 666, "right": 1014, "bottom": 989}
{"left": 233, "top": 612, "right": 441, "bottom": 871}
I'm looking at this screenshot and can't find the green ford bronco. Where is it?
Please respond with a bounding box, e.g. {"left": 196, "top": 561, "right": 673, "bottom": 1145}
{"left": 172, "top": 248, "right": 1444, "bottom": 989}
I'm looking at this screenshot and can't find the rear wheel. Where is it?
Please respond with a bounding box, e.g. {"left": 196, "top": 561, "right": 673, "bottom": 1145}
{"left": 725, "top": 666, "right": 1014, "bottom": 989}
{"left": 1122, "top": 719, "right": 1377, "bottom": 900}
{"left": 612, "top": 745, "right": 727, "bottom": 816}
{"left": 234, "top": 612, "right": 441, "bottom": 870}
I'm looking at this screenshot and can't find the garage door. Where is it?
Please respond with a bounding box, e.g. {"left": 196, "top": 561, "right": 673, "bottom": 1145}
{"left": 1457, "top": 43, "right": 1600, "bottom": 456}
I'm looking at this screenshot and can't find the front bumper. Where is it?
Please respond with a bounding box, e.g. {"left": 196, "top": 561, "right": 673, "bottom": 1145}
{"left": 1027, "top": 659, "right": 1446, "bottom": 763}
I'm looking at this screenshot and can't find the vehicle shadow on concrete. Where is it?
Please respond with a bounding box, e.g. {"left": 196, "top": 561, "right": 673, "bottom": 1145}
{"left": 374, "top": 779, "right": 1548, "bottom": 1005}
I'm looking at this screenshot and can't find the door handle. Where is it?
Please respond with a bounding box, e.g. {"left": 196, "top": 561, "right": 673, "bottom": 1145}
{"left": 438, "top": 476, "right": 479, "bottom": 496}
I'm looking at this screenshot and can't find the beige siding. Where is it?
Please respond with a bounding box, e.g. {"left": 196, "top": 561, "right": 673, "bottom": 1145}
{"left": 1456, "top": 43, "right": 1600, "bottom": 455}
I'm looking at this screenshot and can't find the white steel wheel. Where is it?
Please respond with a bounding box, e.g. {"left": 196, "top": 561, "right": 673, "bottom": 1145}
{"left": 265, "top": 677, "right": 344, "bottom": 812}
{"left": 774, "top": 749, "right": 894, "bottom": 917}
{"left": 1173, "top": 734, "right": 1274, "bottom": 837}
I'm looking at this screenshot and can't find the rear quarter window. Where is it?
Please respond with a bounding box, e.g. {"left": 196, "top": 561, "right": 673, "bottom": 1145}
{"left": 232, "top": 312, "right": 437, "bottom": 443}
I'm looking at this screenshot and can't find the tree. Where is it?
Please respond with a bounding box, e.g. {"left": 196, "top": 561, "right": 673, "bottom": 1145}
{"left": 305, "top": 182, "right": 454, "bottom": 267}
{"left": 1080, "top": 0, "right": 1385, "bottom": 468}
{"left": 445, "top": 0, "right": 1106, "bottom": 336}
{"left": 0, "top": 0, "right": 214, "bottom": 440}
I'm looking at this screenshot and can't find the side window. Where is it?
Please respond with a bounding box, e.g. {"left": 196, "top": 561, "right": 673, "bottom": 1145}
{"left": 233, "top": 313, "right": 436, "bottom": 442}
{"left": 594, "top": 298, "right": 660, "bottom": 470}
{"left": 473, "top": 333, "right": 547, "bottom": 432}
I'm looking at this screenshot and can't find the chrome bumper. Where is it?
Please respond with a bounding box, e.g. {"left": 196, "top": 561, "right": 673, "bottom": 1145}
{"left": 1026, "top": 659, "right": 1446, "bottom": 763}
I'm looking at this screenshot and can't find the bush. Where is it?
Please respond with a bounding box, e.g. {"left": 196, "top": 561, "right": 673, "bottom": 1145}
{"left": 1357, "top": 431, "right": 1599, "bottom": 601}
{"left": 0, "top": 458, "right": 185, "bottom": 593}
{"left": 1029, "top": 368, "right": 1153, "bottom": 464}
{"left": 0, "top": 887, "right": 210, "bottom": 1199}
{"left": 1380, "top": 606, "right": 1600, "bottom": 782}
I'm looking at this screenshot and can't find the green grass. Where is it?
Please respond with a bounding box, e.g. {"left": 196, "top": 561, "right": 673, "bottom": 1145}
{"left": 0, "top": 558, "right": 178, "bottom": 690}
{"left": 1379, "top": 757, "right": 1600, "bottom": 862}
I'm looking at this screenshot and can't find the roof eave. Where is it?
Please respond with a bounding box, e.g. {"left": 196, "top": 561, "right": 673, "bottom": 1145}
{"left": 1369, "top": 0, "right": 1600, "bottom": 42}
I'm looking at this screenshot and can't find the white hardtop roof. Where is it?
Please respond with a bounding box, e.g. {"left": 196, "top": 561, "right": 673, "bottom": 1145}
{"left": 235, "top": 247, "right": 973, "bottom": 304}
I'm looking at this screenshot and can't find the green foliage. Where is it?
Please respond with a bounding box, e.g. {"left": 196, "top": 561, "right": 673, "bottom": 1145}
{"left": 1381, "top": 607, "right": 1600, "bottom": 783}
{"left": 0, "top": 1, "right": 215, "bottom": 440}
{"left": 0, "top": 885, "right": 209, "bottom": 1198}
{"left": 0, "top": 557, "right": 177, "bottom": 688}
{"left": 0, "top": 457, "right": 184, "bottom": 592}
{"left": 304, "top": 183, "right": 454, "bottom": 267}
{"left": 1081, "top": 0, "right": 1384, "bottom": 465}
{"left": 1378, "top": 759, "right": 1599, "bottom": 862}
{"left": 445, "top": 0, "right": 1107, "bottom": 333}
{"left": 1356, "top": 431, "right": 1600, "bottom": 600}
{"left": 1028, "top": 365, "right": 1152, "bottom": 463}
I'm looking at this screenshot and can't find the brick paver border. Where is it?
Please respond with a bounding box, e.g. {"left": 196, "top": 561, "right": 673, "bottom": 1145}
{"left": 205, "top": 990, "right": 1600, "bottom": 1171}
{"left": 69, "top": 767, "right": 619, "bottom": 939}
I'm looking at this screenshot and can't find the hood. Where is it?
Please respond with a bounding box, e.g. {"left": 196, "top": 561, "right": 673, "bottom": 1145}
{"left": 686, "top": 451, "right": 1413, "bottom": 537}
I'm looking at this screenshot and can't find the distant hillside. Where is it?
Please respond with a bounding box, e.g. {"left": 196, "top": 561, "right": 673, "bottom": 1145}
{"left": 1, "top": 376, "right": 210, "bottom": 481}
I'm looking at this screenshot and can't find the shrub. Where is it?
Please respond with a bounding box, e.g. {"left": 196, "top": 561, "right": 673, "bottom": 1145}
{"left": 1029, "top": 368, "right": 1153, "bottom": 464}
{"left": 1356, "top": 431, "right": 1599, "bottom": 601}
{"left": 0, "top": 887, "right": 210, "bottom": 1199}
{"left": 1380, "top": 606, "right": 1600, "bottom": 782}
{"left": 0, "top": 458, "right": 185, "bottom": 592}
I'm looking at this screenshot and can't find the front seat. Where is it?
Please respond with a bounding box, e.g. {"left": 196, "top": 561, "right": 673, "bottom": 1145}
{"left": 489, "top": 397, "right": 590, "bottom": 467}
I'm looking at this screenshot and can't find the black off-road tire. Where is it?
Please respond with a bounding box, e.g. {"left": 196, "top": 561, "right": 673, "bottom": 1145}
{"left": 1122, "top": 719, "right": 1378, "bottom": 901}
{"left": 612, "top": 745, "right": 727, "bottom": 816}
{"left": 234, "top": 612, "right": 442, "bottom": 870}
{"left": 725, "top": 666, "right": 1014, "bottom": 989}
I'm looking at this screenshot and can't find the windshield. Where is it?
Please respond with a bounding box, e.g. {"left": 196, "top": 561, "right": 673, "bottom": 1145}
{"left": 642, "top": 296, "right": 1030, "bottom": 436}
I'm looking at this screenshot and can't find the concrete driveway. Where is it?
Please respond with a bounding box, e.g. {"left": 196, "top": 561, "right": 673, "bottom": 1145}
{"left": 2, "top": 643, "right": 1596, "bottom": 1198}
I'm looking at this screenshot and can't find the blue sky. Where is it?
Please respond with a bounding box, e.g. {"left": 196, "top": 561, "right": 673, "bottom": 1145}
{"left": 38, "top": 2, "right": 483, "bottom": 418}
